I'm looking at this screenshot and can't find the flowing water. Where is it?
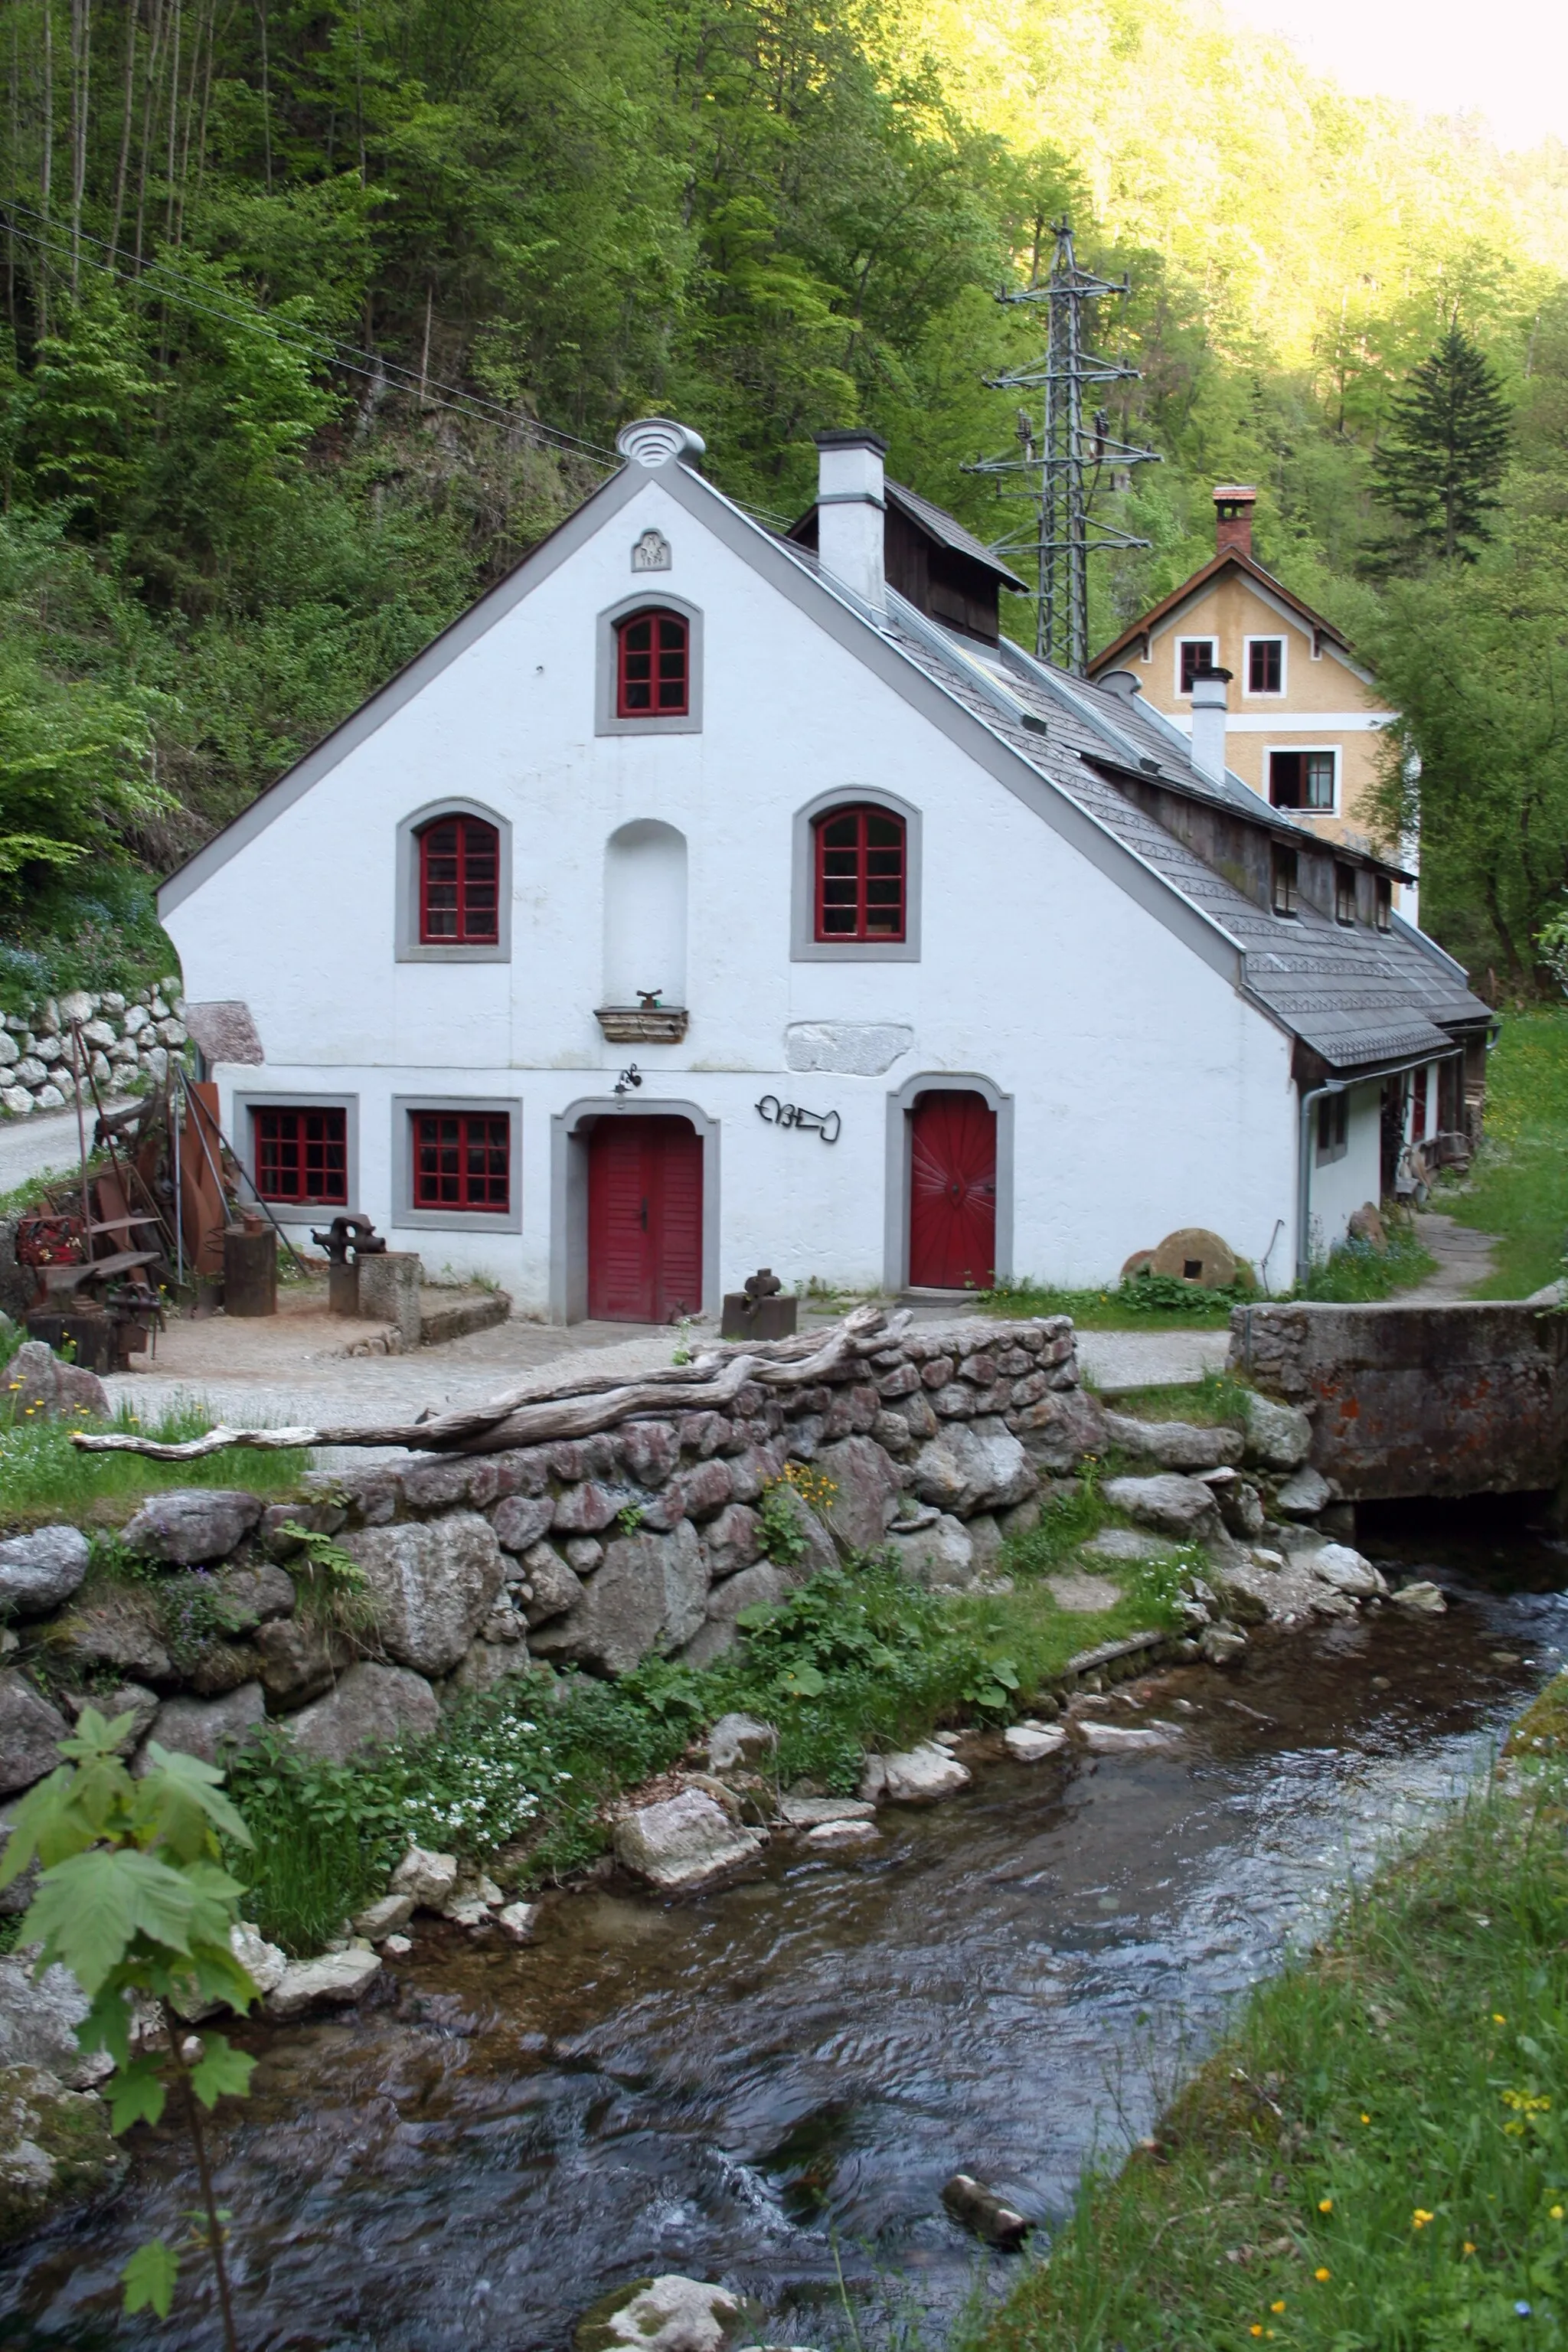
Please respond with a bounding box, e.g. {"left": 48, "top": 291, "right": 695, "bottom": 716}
{"left": 3, "top": 1513, "right": 1566, "bottom": 2352}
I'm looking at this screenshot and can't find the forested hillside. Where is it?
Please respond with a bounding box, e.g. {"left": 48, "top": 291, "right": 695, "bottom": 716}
{"left": 2, "top": 0, "right": 1567, "bottom": 995}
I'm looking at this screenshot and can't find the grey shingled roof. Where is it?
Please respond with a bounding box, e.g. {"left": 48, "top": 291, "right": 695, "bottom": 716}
{"left": 882, "top": 482, "right": 1031, "bottom": 593}
{"left": 776, "top": 544, "right": 1488, "bottom": 1074}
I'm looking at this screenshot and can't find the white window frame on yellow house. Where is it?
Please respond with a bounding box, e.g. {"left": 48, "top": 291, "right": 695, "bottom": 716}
{"left": 1174, "top": 635, "right": 1218, "bottom": 697}
{"left": 1266, "top": 742, "right": 1339, "bottom": 815}
{"left": 1243, "top": 632, "right": 1288, "bottom": 697}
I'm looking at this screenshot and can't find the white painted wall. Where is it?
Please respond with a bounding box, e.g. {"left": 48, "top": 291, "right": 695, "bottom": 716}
{"left": 1305, "top": 1081, "right": 1383, "bottom": 1261}
{"left": 603, "top": 821, "right": 688, "bottom": 1008}
{"left": 165, "top": 466, "right": 1306, "bottom": 1314}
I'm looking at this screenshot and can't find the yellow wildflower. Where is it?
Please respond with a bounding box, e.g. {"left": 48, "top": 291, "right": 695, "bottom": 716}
{"left": 1553, "top": 2207, "right": 1566, "bottom": 2223}
{"left": 1494, "top": 2014, "right": 1508, "bottom": 2025}
{"left": 1413, "top": 2210, "right": 1434, "bottom": 2230}
{"left": 1250, "top": 2329, "right": 1263, "bottom": 2340}
{"left": 1318, "top": 2198, "right": 1333, "bottom": 2213}
{"left": 1315, "top": 2269, "right": 1331, "bottom": 2283}
{"left": 1270, "top": 2301, "right": 1286, "bottom": 2314}
{"left": 1359, "top": 2112, "right": 1370, "bottom": 2125}
{"left": 1464, "top": 2243, "right": 1477, "bottom": 2256}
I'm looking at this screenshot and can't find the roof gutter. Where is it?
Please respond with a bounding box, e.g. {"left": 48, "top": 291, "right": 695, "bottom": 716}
{"left": 1295, "top": 1044, "right": 1463, "bottom": 1285}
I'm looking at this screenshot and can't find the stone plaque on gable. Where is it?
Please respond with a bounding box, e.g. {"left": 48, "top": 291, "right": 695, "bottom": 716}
{"left": 631, "top": 528, "right": 671, "bottom": 573}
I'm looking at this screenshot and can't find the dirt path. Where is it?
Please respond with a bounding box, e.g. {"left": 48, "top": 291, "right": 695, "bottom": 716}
{"left": 1407, "top": 1209, "right": 1498, "bottom": 1301}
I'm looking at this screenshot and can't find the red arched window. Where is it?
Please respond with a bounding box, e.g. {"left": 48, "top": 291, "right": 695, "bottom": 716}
{"left": 418, "top": 814, "right": 499, "bottom": 944}
{"left": 814, "top": 803, "right": 906, "bottom": 942}
{"left": 616, "top": 609, "right": 688, "bottom": 717}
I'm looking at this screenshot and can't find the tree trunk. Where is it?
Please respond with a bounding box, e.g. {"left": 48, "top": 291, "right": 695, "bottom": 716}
{"left": 68, "top": 0, "right": 91, "bottom": 296}
{"left": 109, "top": 0, "right": 138, "bottom": 256}
{"left": 132, "top": 0, "right": 165, "bottom": 270}
{"left": 40, "top": 0, "right": 54, "bottom": 335}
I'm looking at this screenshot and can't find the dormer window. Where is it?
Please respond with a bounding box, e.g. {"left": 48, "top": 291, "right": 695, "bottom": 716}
{"left": 418, "top": 814, "right": 499, "bottom": 945}
{"left": 1271, "top": 844, "right": 1298, "bottom": 918}
{"left": 616, "top": 608, "right": 688, "bottom": 717}
{"left": 1375, "top": 875, "right": 1393, "bottom": 932}
{"left": 814, "top": 804, "right": 906, "bottom": 941}
{"left": 1334, "top": 863, "right": 1356, "bottom": 926}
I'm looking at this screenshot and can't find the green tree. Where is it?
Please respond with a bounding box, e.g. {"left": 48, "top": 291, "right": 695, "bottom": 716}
{"left": 0, "top": 1710, "right": 260, "bottom": 2347}
{"left": 1371, "top": 325, "right": 1511, "bottom": 563}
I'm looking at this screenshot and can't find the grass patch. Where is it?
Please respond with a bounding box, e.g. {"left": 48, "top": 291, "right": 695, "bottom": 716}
{"left": 224, "top": 1546, "right": 1184, "bottom": 1952}
{"left": 1099, "top": 1367, "right": 1253, "bottom": 1426}
{"left": 1295, "top": 1221, "right": 1436, "bottom": 1302}
{"left": 982, "top": 1741, "right": 1568, "bottom": 2352}
{"left": 979, "top": 1273, "right": 1249, "bottom": 1330}
{"left": 1445, "top": 1008, "right": 1568, "bottom": 1297}
{"left": 0, "top": 1393, "right": 308, "bottom": 1525}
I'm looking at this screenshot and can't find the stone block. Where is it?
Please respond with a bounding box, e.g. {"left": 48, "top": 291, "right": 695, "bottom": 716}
{"left": 613, "top": 1790, "right": 766, "bottom": 1890}
{"left": 859, "top": 1742, "right": 971, "bottom": 1804}
{"left": 1241, "top": 1390, "right": 1314, "bottom": 1472}
{"left": 1100, "top": 1412, "right": 1243, "bottom": 1471}
{"left": 884, "top": 1513, "right": 974, "bottom": 1590}
{"left": 266, "top": 1949, "right": 382, "bottom": 2019}
{"left": 145, "top": 1684, "right": 266, "bottom": 1768}
{"left": 400, "top": 1457, "right": 476, "bottom": 1511}
{"left": 673, "top": 1458, "right": 734, "bottom": 1521}
{"left": 0, "top": 2064, "right": 127, "bottom": 2243}
{"left": 391, "top": 1845, "right": 459, "bottom": 1909}
{"left": 1014, "top": 1387, "right": 1107, "bottom": 1474}
{"left": 120, "top": 1488, "right": 263, "bottom": 1566}
{"left": 619, "top": 1420, "right": 681, "bottom": 1485}
{"left": 1101, "top": 1473, "right": 1223, "bottom": 1544}
{"left": 0, "top": 1527, "right": 89, "bottom": 1618}
{"left": 874, "top": 1361, "right": 920, "bottom": 1399}
{"left": 701, "top": 1503, "right": 763, "bottom": 1579}
{"left": 815, "top": 1434, "right": 903, "bottom": 1553}
{"left": 0, "top": 1674, "right": 69, "bottom": 1797}
{"left": 357, "top": 1252, "right": 423, "bottom": 1347}
{"left": 491, "top": 1492, "right": 556, "bottom": 1553}
{"left": 515, "top": 1543, "right": 584, "bottom": 1625}
{"left": 529, "top": 1521, "right": 707, "bottom": 1676}
{"left": 341, "top": 1511, "right": 505, "bottom": 1674}
{"left": 52, "top": 1596, "right": 172, "bottom": 1684}
{"left": 253, "top": 1617, "right": 355, "bottom": 1707}
{"left": 289, "top": 1662, "right": 440, "bottom": 1763}
{"left": 707, "top": 1711, "right": 777, "bottom": 1770}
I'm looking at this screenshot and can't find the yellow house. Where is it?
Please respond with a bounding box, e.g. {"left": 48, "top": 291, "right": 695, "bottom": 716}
{"left": 1087, "top": 487, "right": 1410, "bottom": 910}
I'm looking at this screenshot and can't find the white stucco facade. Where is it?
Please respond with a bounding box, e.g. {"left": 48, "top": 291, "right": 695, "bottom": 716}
{"left": 162, "top": 432, "right": 1368, "bottom": 1317}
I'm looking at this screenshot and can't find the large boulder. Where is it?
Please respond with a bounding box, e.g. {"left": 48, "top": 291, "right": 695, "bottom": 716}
{"left": 445, "top": 1638, "right": 531, "bottom": 1701}
{"left": 706, "top": 1712, "right": 776, "bottom": 1772}
{"left": 1242, "top": 1392, "right": 1313, "bottom": 1472}
{"left": 815, "top": 1436, "right": 905, "bottom": 1553}
{"left": 253, "top": 1616, "right": 354, "bottom": 1707}
{"left": 681, "top": 1559, "right": 789, "bottom": 1668}
{"left": 860, "top": 1742, "right": 971, "bottom": 1804}
{"left": 613, "top": 1789, "right": 766, "bottom": 1891}
{"left": 288, "top": 1663, "right": 439, "bottom": 1763}
{"left": 0, "top": 2064, "right": 126, "bottom": 2246}
{"left": 198, "top": 1560, "right": 296, "bottom": 1629}
{"left": 341, "top": 1511, "right": 505, "bottom": 1674}
{"left": 1012, "top": 1387, "right": 1106, "bottom": 1474}
{"left": 699, "top": 1504, "right": 763, "bottom": 1581}
{"left": 531, "top": 1523, "right": 707, "bottom": 1677}
{"left": 142, "top": 1683, "right": 266, "bottom": 1769}
{"left": 0, "top": 1673, "right": 69, "bottom": 1796}
{"left": 1310, "top": 1544, "right": 1387, "bottom": 1599}
{"left": 1101, "top": 1473, "right": 1223, "bottom": 1544}
{"left": 910, "top": 1419, "right": 1035, "bottom": 1517}
{"left": 5, "top": 1339, "right": 108, "bottom": 1423}
{"left": 119, "top": 1488, "right": 263, "bottom": 1566}
{"left": 1100, "top": 1413, "right": 1243, "bottom": 1471}
{"left": 0, "top": 1527, "right": 89, "bottom": 1618}
{"left": 884, "top": 1512, "right": 975, "bottom": 1591}
{"left": 491, "top": 1493, "right": 557, "bottom": 1554}
{"left": 1274, "top": 1465, "right": 1331, "bottom": 1517}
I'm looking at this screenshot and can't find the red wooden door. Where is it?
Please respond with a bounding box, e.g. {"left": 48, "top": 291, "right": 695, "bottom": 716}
{"left": 909, "top": 1090, "right": 997, "bottom": 1289}
{"left": 587, "top": 1117, "right": 704, "bottom": 1321}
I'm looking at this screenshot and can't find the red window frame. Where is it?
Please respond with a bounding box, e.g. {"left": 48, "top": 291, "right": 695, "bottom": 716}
{"left": 616, "top": 609, "right": 689, "bottom": 717}
{"left": 1178, "top": 639, "right": 1217, "bottom": 694}
{"left": 253, "top": 1107, "right": 348, "bottom": 1206}
{"left": 410, "top": 1111, "right": 511, "bottom": 1214}
{"left": 418, "top": 814, "right": 500, "bottom": 945}
{"left": 813, "top": 803, "right": 906, "bottom": 942}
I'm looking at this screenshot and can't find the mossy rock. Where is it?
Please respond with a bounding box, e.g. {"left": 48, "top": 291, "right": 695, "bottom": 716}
{"left": 1505, "top": 1674, "right": 1568, "bottom": 1759}
{"left": 0, "top": 2063, "right": 127, "bottom": 2244}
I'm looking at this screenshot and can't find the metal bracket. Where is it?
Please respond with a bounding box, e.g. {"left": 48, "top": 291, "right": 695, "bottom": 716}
{"left": 756, "top": 1094, "right": 841, "bottom": 1145}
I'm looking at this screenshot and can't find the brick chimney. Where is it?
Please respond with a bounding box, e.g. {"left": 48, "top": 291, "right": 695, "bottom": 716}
{"left": 1213, "top": 485, "right": 1257, "bottom": 559}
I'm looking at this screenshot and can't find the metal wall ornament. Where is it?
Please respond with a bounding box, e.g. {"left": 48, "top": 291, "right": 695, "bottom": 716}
{"left": 756, "top": 1093, "right": 841, "bottom": 1145}
{"left": 631, "top": 528, "right": 671, "bottom": 573}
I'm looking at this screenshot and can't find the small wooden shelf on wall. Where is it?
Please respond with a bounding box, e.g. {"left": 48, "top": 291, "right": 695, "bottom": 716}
{"left": 594, "top": 1005, "right": 690, "bottom": 1044}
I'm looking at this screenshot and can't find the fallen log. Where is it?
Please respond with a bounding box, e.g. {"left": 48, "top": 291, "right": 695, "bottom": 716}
{"left": 71, "top": 1304, "right": 908, "bottom": 1462}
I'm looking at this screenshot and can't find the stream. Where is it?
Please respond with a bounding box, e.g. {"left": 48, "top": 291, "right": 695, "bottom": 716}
{"left": 3, "top": 1509, "right": 1566, "bottom": 2352}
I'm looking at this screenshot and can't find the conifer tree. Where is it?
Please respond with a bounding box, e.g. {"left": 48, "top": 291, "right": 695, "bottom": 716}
{"left": 1372, "top": 325, "right": 1511, "bottom": 561}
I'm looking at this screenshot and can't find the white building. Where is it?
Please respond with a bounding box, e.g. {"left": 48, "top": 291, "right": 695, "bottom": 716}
{"left": 162, "top": 417, "right": 1490, "bottom": 1318}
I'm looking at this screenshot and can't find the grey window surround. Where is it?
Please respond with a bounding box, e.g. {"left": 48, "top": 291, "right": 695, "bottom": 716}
{"left": 1315, "top": 1096, "right": 1349, "bottom": 1168}
{"left": 883, "top": 1070, "right": 1013, "bottom": 1295}
{"left": 393, "top": 1093, "right": 524, "bottom": 1233}
{"left": 395, "top": 797, "right": 513, "bottom": 964}
{"left": 596, "top": 591, "right": 704, "bottom": 737}
{"left": 792, "top": 783, "right": 922, "bottom": 963}
{"left": 550, "top": 1096, "right": 720, "bottom": 1324}
{"left": 230, "top": 1089, "right": 361, "bottom": 1215}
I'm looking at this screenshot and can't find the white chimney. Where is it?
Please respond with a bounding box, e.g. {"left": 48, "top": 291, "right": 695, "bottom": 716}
{"left": 814, "top": 429, "right": 887, "bottom": 609}
{"left": 1189, "top": 665, "right": 1231, "bottom": 785}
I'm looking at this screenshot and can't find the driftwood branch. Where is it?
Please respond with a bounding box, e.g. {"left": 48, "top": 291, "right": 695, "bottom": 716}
{"left": 71, "top": 1305, "right": 910, "bottom": 1462}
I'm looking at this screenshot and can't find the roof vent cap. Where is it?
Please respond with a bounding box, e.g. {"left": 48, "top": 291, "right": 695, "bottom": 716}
{"left": 616, "top": 417, "right": 707, "bottom": 468}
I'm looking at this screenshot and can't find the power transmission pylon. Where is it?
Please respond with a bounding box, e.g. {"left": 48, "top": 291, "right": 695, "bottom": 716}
{"left": 965, "top": 220, "right": 1159, "bottom": 674}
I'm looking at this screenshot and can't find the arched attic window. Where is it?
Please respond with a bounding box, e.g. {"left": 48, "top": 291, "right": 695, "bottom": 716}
{"left": 813, "top": 802, "right": 906, "bottom": 942}
{"left": 616, "top": 608, "right": 689, "bottom": 717}
{"left": 418, "top": 812, "right": 500, "bottom": 945}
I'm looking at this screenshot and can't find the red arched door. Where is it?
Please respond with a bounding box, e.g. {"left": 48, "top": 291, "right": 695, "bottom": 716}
{"left": 909, "top": 1090, "right": 997, "bottom": 1289}
{"left": 587, "top": 1116, "right": 703, "bottom": 1321}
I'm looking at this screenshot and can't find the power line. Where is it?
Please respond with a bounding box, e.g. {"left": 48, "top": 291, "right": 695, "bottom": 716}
{"left": 0, "top": 200, "right": 620, "bottom": 468}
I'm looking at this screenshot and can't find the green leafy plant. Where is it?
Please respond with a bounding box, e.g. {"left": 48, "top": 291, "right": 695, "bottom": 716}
{"left": 616, "top": 1501, "right": 646, "bottom": 1537}
{"left": 0, "top": 1709, "right": 259, "bottom": 2345}
{"left": 755, "top": 1462, "right": 838, "bottom": 1565}
{"left": 276, "top": 1522, "right": 375, "bottom": 1635}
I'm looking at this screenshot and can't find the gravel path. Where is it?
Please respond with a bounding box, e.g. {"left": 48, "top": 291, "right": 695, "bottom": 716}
{"left": 0, "top": 1097, "right": 135, "bottom": 1196}
{"left": 1074, "top": 1326, "right": 1231, "bottom": 1390}
{"left": 1408, "top": 1209, "right": 1498, "bottom": 1301}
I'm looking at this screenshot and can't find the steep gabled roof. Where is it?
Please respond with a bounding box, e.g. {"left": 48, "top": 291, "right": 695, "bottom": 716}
{"left": 158, "top": 423, "right": 1486, "bottom": 1073}
{"left": 1086, "top": 547, "right": 1361, "bottom": 678}
{"left": 880, "top": 481, "right": 1029, "bottom": 593}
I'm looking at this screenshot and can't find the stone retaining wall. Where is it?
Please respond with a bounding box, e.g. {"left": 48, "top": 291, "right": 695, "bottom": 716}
{"left": 1227, "top": 1299, "right": 1568, "bottom": 1501}
{"left": 0, "top": 1317, "right": 1109, "bottom": 1797}
{"left": 0, "top": 982, "right": 189, "bottom": 1122}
